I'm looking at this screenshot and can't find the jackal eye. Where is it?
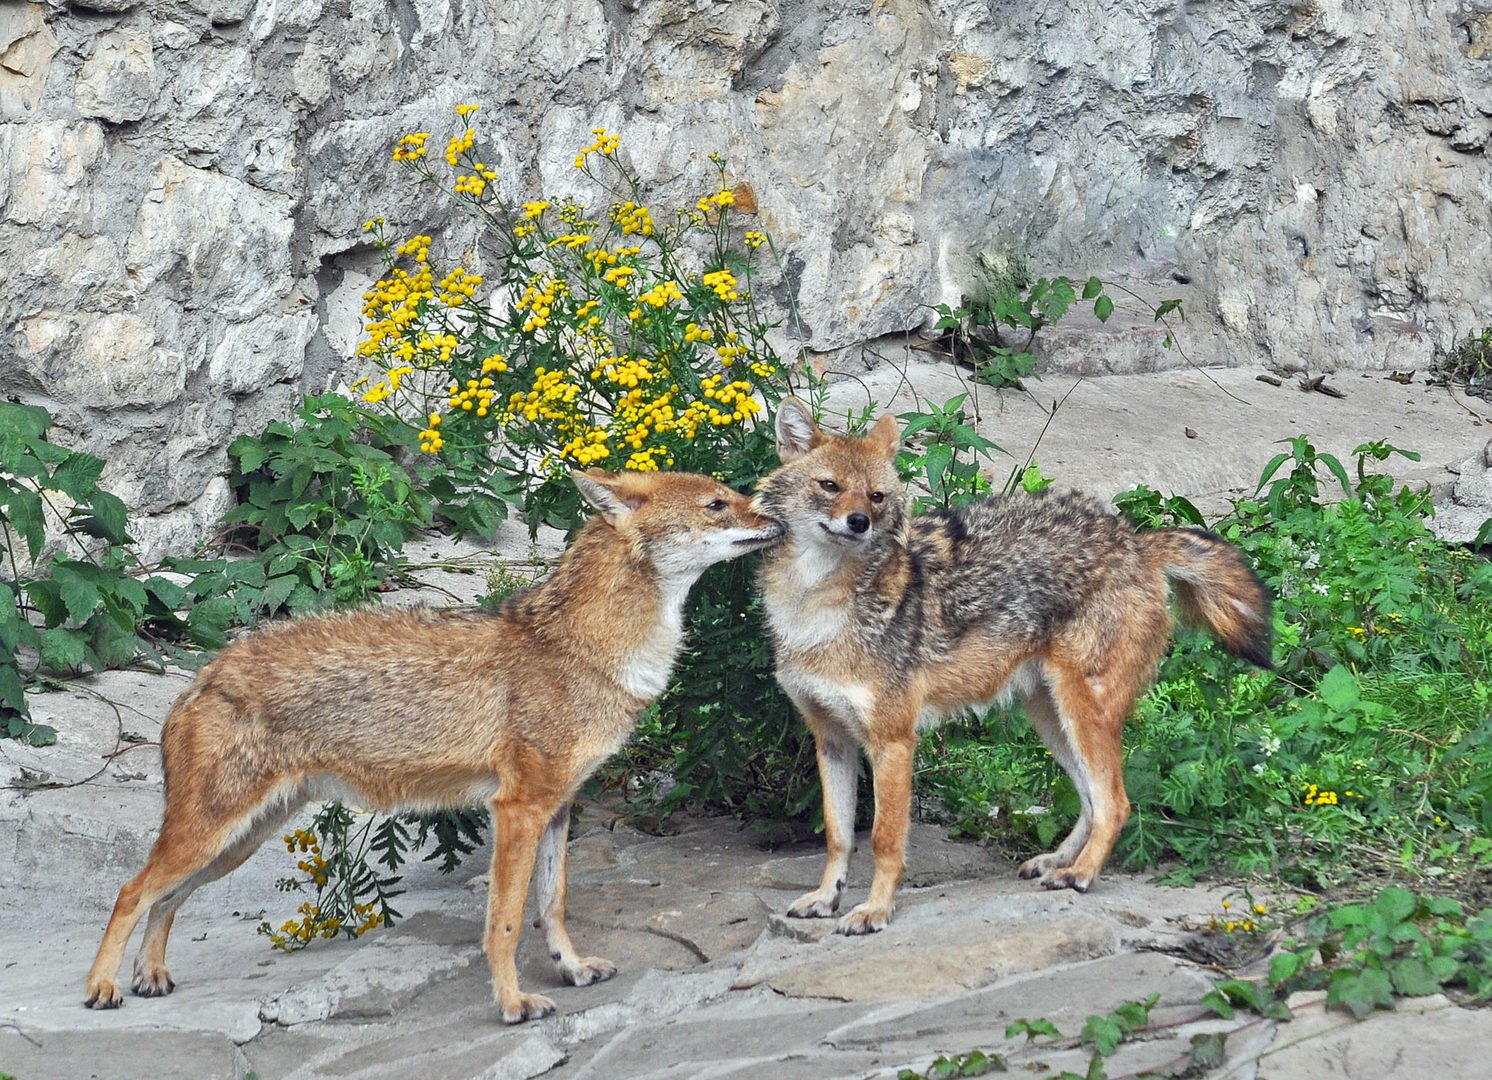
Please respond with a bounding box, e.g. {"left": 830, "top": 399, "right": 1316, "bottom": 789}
{"left": 705, "top": 498, "right": 728, "bottom": 511}
{"left": 817, "top": 479, "right": 839, "bottom": 493}
{"left": 869, "top": 491, "right": 885, "bottom": 504}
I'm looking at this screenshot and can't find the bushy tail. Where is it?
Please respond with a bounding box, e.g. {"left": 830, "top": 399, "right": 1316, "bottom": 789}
{"left": 1148, "top": 528, "right": 1273, "bottom": 669}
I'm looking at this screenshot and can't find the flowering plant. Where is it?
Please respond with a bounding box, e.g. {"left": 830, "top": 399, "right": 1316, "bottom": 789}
{"left": 355, "top": 106, "right": 795, "bottom": 531}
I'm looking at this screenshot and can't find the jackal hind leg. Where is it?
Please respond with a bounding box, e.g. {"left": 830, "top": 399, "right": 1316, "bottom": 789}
{"left": 533, "top": 802, "right": 615, "bottom": 988}
{"left": 788, "top": 722, "right": 858, "bottom": 920}
{"left": 129, "top": 804, "right": 295, "bottom": 998}
{"left": 86, "top": 783, "right": 296, "bottom": 1009}
{"left": 1016, "top": 682, "right": 1094, "bottom": 882}
{"left": 1031, "top": 666, "right": 1131, "bottom": 893}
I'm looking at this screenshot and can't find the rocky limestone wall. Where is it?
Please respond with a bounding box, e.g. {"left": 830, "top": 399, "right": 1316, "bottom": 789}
{"left": 2, "top": 0, "right": 1489, "bottom": 555}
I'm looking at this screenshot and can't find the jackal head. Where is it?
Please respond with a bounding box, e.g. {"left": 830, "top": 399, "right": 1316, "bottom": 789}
{"left": 572, "top": 469, "right": 784, "bottom": 580}
{"left": 752, "top": 397, "right": 905, "bottom": 553}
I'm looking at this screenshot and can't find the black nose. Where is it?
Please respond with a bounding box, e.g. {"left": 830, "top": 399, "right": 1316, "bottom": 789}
{"left": 846, "top": 512, "right": 870, "bottom": 534}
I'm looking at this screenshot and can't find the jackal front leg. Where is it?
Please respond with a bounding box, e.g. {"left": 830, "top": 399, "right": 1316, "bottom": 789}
{"left": 486, "top": 796, "right": 553, "bottom": 1024}
{"left": 787, "top": 726, "right": 858, "bottom": 919}
{"left": 838, "top": 735, "right": 914, "bottom": 935}
{"left": 533, "top": 803, "right": 616, "bottom": 988}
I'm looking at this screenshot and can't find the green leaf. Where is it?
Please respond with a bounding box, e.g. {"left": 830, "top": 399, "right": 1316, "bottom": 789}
{"left": 1268, "top": 949, "right": 1309, "bottom": 987}
{"left": 88, "top": 613, "right": 140, "bottom": 668}
{"left": 0, "top": 661, "right": 28, "bottom": 715}
{"left": 1200, "top": 988, "right": 1235, "bottom": 1019}
{"left": 1256, "top": 451, "right": 1292, "bottom": 491}
{"left": 1372, "top": 886, "right": 1418, "bottom": 927}
{"left": 0, "top": 400, "right": 52, "bottom": 445}
{"left": 12, "top": 719, "right": 57, "bottom": 746}
{"left": 1389, "top": 956, "right": 1447, "bottom": 997}
{"left": 258, "top": 574, "right": 299, "bottom": 615}
{"left": 24, "top": 578, "right": 66, "bottom": 627}
{"left": 1328, "top": 966, "right": 1395, "bottom": 1019}
{"left": 2, "top": 486, "right": 46, "bottom": 562}
{"left": 1319, "top": 452, "right": 1353, "bottom": 497}
{"left": 50, "top": 563, "right": 103, "bottom": 623}
{"left": 38, "top": 628, "right": 87, "bottom": 671}
{"left": 85, "top": 491, "right": 131, "bottom": 545}
{"left": 1082, "top": 276, "right": 1104, "bottom": 300}
{"left": 48, "top": 452, "right": 105, "bottom": 501}
{"left": 144, "top": 576, "right": 188, "bottom": 611}
{"left": 1005, "top": 1018, "right": 1061, "bottom": 1042}
{"left": 1186, "top": 1032, "right": 1228, "bottom": 1072}
{"left": 1080, "top": 1013, "right": 1124, "bottom": 1055}
{"left": 1318, "top": 665, "right": 1361, "bottom": 713}
{"left": 1093, "top": 295, "right": 1114, "bottom": 323}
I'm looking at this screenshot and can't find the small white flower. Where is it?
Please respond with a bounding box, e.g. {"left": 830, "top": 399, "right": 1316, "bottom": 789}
{"left": 1310, "top": 581, "right": 1330, "bottom": 596}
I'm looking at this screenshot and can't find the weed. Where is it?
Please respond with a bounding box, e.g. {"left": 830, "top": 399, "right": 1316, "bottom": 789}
{"left": 1437, "top": 326, "right": 1492, "bottom": 392}
{"left": 0, "top": 403, "right": 231, "bottom": 743}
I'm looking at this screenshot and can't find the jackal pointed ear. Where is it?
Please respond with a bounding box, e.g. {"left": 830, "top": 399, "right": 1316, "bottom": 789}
{"left": 867, "top": 411, "right": 901, "bottom": 454}
{"left": 775, "top": 397, "right": 821, "bottom": 462}
{"left": 571, "top": 469, "right": 646, "bottom": 524}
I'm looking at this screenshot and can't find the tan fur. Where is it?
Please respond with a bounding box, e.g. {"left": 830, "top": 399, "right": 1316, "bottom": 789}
{"left": 83, "top": 469, "right": 782, "bottom": 1022}
{"left": 753, "top": 399, "right": 1271, "bottom": 933}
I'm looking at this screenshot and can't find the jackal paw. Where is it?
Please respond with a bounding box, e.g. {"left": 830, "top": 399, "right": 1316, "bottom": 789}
{"left": 836, "top": 902, "right": 892, "bottom": 935}
{"left": 559, "top": 955, "right": 617, "bottom": 987}
{"left": 1039, "top": 868, "right": 1093, "bottom": 893}
{"left": 786, "top": 888, "right": 841, "bottom": 919}
{"left": 500, "top": 991, "right": 556, "bottom": 1025}
{"left": 84, "top": 979, "right": 124, "bottom": 1009}
{"left": 1017, "top": 853, "right": 1066, "bottom": 880}
{"left": 130, "top": 965, "right": 176, "bottom": 998}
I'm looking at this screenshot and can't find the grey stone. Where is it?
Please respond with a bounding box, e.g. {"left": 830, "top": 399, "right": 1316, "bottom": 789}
{"left": 1429, "top": 436, "right": 1492, "bottom": 543}
{"left": 735, "top": 910, "right": 1117, "bottom": 1002}
{"left": 0, "top": 2, "right": 57, "bottom": 120}
{"left": 1250, "top": 991, "right": 1492, "bottom": 1079}
{"left": 1, "top": 0, "right": 1490, "bottom": 550}
{"left": 0, "top": 1027, "right": 238, "bottom": 1080}
{"left": 74, "top": 28, "right": 156, "bottom": 123}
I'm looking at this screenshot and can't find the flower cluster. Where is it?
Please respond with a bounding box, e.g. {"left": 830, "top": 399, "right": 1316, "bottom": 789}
{"left": 702, "top": 269, "right": 740, "bottom": 301}
{"left": 258, "top": 827, "right": 386, "bottom": 952}
{"left": 516, "top": 275, "right": 568, "bottom": 335}
{"left": 1208, "top": 898, "right": 1269, "bottom": 935}
{"left": 392, "top": 132, "right": 430, "bottom": 162}
{"left": 1302, "top": 783, "right": 1362, "bottom": 807}
{"left": 575, "top": 127, "right": 621, "bottom": 168}
{"left": 614, "top": 201, "right": 654, "bottom": 236}
{"left": 357, "top": 105, "right": 791, "bottom": 491}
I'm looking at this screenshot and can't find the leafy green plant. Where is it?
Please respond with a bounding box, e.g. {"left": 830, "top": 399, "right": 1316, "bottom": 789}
{"left": 0, "top": 403, "right": 234, "bottom": 743}
{"left": 259, "top": 807, "right": 404, "bottom": 950}
{"left": 1004, "top": 1017, "right": 1061, "bottom": 1044}
{"left": 358, "top": 107, "right": 793, "bottom": 527}
{"left": 931, "top": 274, "right": 1118, "bottom": 390}
{"left": 897, "top": 1050, "right": 1005, "bottom": 1080}
{"left": 221, "top": 393, "right": 435, "bottom": 613}
{"left": 896, "top": 394, "right": 1001, "bottom": 509}
{"left": 1438, "top": 325, "right": 1492, "bottom": 391}
{"left": 1202, "top": 886, "right": 1492, "bottom": 1022}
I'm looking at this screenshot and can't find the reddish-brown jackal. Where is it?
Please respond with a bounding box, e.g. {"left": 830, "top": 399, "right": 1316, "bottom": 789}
{"left": 753, "top": 398, "right": 1270, "bottom": 934}
{"left": 84, "top": 470, "right": 782, "bottom": 1023}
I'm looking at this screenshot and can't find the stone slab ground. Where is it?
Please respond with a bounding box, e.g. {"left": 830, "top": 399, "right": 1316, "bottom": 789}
{"left": 3, "top": 366, "right": 1491, "bottom": 1079}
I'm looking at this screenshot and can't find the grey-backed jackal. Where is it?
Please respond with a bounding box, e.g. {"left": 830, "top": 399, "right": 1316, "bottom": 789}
{"left": 753, "top": 398, "right": 1271, "bottom": 934}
